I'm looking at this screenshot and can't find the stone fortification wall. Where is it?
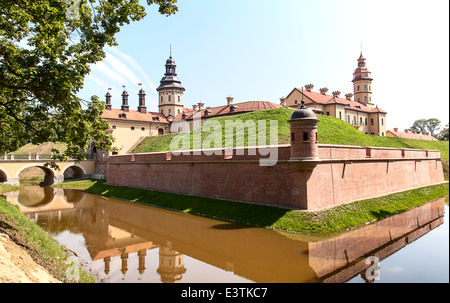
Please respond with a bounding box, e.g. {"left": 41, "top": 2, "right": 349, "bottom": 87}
{"left": 105, "top": 144, "right": 445, "bottom": 211}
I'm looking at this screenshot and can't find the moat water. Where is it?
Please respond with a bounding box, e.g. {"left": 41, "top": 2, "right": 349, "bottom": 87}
{"left": 2, "top": 185, "right": 449, "bottom": 283}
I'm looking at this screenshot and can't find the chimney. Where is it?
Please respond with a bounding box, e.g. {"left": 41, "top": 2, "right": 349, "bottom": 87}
{"left": 121, "top": 90, "right": 129, "bottom": 112}
{"left": 192, "top": 104, "right": 198, "bottom": 111}
{"left": 305, "top": 84, "right": 314, "bottom": 92}
{"left": 394, "top": 128, "right": 399, "bottom": 132}
{"left": 138, "top": 88, "right": 147, "bottom": 114}
{"left": 320, "top": 87, "right": 329, "bottom": 95}
{"left": 227, "top": 96, "right": 234, "bottom": 106}
{"left": 332, "top": 91, "right": 341, "bottom": 98}
{"left": 198, "top": 102, "right": 205, "bottom": 110}
{"left": 345, "top": 93, "right": 353, "bottom": 101}
{"left": 105, "top": 91, "right": 112, "bottom": 110}
{"left": 280, "top": 97, "right": 287, "bottom": 107}
{"left": 405, "top": 129, "right": 409, "bottom": 133}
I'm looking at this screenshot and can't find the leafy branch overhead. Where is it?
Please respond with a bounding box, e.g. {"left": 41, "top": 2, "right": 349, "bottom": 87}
{"left": 0, "top": 0, "right": 178, "bottom": 162}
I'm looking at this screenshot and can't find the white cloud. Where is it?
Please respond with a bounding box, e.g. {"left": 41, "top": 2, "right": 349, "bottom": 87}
{"left": 107, "top": 47, "right": 158, "bottom": 93}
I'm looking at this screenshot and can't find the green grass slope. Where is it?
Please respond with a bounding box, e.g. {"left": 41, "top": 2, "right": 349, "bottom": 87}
{"left": 133, "top": 108, "right": 449, "bottom": 163}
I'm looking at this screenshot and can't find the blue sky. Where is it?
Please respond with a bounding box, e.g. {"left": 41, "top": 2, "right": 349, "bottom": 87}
{"left": 78, "top": 0, "right": 449, "bottom": 131}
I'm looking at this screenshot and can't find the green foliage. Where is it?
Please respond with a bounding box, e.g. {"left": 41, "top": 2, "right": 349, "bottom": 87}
{"left": 133, "top": 108, "right": 449, "bottom": 163}
{"left": 411, "top": 118, "right": 442, "bottom": 137}
{"left": 0, "top": 196, "right": 95, "bottom": 282}
{"left": 0, "top": 0, "right": 178, "bottom": 164}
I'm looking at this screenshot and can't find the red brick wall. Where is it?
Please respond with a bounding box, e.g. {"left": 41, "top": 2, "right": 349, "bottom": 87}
{"left": 105, "top": 145, "right": 445, "bottom": 210}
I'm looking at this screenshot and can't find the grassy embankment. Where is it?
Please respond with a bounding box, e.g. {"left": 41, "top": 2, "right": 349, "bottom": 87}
{"left": 52, "top": 179, "right": 449, "bottom": 237}
{"left": 133, "top": 108, "right": 449, "bottom": 179}
{"left": 0, "top": 185, "right": 96, "bottom": 283}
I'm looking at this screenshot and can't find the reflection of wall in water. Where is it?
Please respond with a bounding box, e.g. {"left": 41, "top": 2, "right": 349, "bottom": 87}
{"left": 8, "top": 187, "right": 446, "bottom": 283}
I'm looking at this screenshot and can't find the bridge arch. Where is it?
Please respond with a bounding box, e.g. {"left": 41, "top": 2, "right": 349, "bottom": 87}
{"left": 15, "top": 164, "right": 58, "bottom": 186}
{"left": 63, "top": 164, "right": 87, "bottom": 180}
{"left": 0, "top": 168, "right": 10, "bottom": 183}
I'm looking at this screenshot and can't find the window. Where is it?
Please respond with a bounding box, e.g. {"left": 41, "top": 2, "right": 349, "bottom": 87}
{"left": 168, "top": 109, "right": 172, "bottom": 116}
{"left": 303, "top": 132, "right": 309, "bottom": 142}
{"left": 160, "top": 96, "right": 163, "bottom": 103}
{"left": 364, "top": 85, "right": 367, "bottom": 90}
{"left": 112, "top": 125, "right": 117, "bottom": 129}
{"left": 358, "top": 98, "right": 361, "bottom": 102}
{"left": 141, "top": 127, "right": 145, "bottom": 131}
{"left": 178, "top": 109, "right": 181, "bottom": 114}
{"left": 178, "top": 96, "right": 181, "bottom": 102}
{"left": 339, "top": 112, "right": 342, "bottom": 120}
{"left": 161, "top": 110, "right": 164, "bottom": 115}
{"left": 360, "top": 117, "right": 363, "bottom": 125}
{"left": 326, "top": 112, "right": 330, "bottom": 116}
{"left": 131, "top": 127, "right": 135, "bottom": 131}
{"left": 382, "top": 118, "right": 384, "bottom": 126}
{"left": 365, "top": 118, "right": 368, "bottom": 125}
{"left": 382, "top": 132, "right": 385, "bottom": 136}
{"left": 291, "top": 133, "right": 295, "bottom": 142}
{"left": 168, "top": 95, "right": 171, "bottom": 102}
{"left": 357, "top": 86, "right": 360, "bottom": 91}
{"left": 295, "top": 100, "right": 298, "bottom": 104}
{"left": 364, "top": 96, "right": 367, "bottom": 102}
{"left": 371, "top": 119, "right": 374, "bottom": 125}
{"left": 347, "top": 115, "right": 350, "bottom": 124}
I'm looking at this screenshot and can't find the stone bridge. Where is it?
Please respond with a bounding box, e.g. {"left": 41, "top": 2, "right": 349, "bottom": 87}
{"left": 0, "top": 155, "right": 98, "bottom": 186}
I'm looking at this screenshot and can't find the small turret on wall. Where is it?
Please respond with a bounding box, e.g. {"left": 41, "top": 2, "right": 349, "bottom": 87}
{"left": 288, "top": 100, "right": 320, "bottom": 162}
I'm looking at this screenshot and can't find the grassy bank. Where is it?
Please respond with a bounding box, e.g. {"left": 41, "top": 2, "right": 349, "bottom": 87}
{"left": 132, "top": 108, "right": 449, "bottom": 178}
{"left": 0, "top": 185, "right": 95, "bottom": 283}
{"left": 55, "top": 179, "right": 449, "bottom": 236}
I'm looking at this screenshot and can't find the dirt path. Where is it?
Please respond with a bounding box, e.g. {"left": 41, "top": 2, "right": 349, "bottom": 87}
{"left": 0, "top": 232, "right": 60, "bottom": 283}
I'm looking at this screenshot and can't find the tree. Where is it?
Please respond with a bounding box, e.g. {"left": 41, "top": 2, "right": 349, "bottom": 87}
{"left": 411, "top": 119, "right": 428, "bottom": 134}
{"left": 410, "top": 118, "right": 441, "bottom": 137}
{"left": 0, "top": 0, "right": 178, "bottom": 167}
{"left": 425, "top": 118, "right": 441, "bottom": 137}
{"left": 436, "top": 123, "right": 449, "bottom": 141}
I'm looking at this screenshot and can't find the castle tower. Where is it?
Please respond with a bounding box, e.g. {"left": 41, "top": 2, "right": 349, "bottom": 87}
{"left": 121, "top": 89, "right": 129, "bottom": 112}
{"left": 157, "top": 52, "right": 185, "bottom": 118}
{"left": 288, "top": 96, "right": 320, "bottom": 162}
{"left": 352, "top": 52, "right": 374, "bottom": 109}
{"left": 138, "top": 87, "right": 147, "bottom": 114}
{"left": 157, "top": 245, "right": 186, "bottom": 283}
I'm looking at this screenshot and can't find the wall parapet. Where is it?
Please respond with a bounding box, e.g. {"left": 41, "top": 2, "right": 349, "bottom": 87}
{"left": 105, "top": 143, "right": 445, "bottom": 211}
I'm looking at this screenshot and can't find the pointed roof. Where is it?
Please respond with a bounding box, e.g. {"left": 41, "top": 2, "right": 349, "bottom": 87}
{"left": 157, "top": 54, "right": 185, "bottom": 92}
{"left": 353, "top": 52, "right": 372, "bottom": 82}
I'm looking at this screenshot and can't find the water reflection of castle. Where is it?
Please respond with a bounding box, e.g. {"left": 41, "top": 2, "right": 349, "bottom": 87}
{"left": 5, "top": 186, "right": 446, "bottom": 283}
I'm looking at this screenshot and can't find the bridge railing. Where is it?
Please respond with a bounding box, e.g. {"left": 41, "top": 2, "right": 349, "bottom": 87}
{"left": 0, "top": 153, "right": 96, "bottom": 161}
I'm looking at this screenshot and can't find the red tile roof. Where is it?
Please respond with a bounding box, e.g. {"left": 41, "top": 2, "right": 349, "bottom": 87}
{"left": 387, "top": 130, "right": 438, "bottom": 141}
{"left": 101, "top": 108, "right": 169, "bottom": 124}
{"left": 290, "top": 88, "right": 387, "bottom": 114}
{"left": 176, "top": 101, "right": 281, "bottom": 121}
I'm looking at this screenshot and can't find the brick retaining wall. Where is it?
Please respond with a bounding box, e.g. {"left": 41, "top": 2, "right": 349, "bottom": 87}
{"left": 105, "top": 144, "right": 445, "bottom": 211}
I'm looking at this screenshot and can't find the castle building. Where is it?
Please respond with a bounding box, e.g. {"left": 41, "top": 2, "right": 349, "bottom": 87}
{"left": 100, "top": 52, "right": 389, "bottom": 156}
{"left": 157, "top": 53, "right": 185, "bottom": 119}
{"left": 100, "top": 87, "right": 169, "bottom": 155}
{"left": 285, "top": 53, "right": 387, "bottom": 136}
